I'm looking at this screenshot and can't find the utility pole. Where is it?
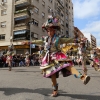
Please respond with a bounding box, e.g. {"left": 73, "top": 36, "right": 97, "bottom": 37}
{"left": 29, "top": 2, "right": 34, "bottom": 54}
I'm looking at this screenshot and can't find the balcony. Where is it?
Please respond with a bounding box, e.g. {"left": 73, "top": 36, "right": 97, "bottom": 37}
{"left": 15, "top": 8, "right": 28, "bottom": 14}
{"left": 57, "top": 0, "right": 64, "bottom": 8}
{"left": 14, "top": 15, "right": 30, "bottom": 22}
{"left": 14, "top": 11, "right": 30, "bottom": 18}
{"left": 13, "top": 29, "right": 30, "bottom": 40}
{"left": 14, "top": 23, "right": 29, "bottom": 31}
{"left": 15, "top": 0, "right": 31, "bottom": 7}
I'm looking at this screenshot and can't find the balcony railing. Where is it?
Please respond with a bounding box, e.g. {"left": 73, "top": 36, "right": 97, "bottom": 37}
{"left": 14, "top": 24, "right": 29, "bottom": 31}
{"left": 15, "top": 0, "right": 31, "bottom": 7}
{"left": 57, "top": 0, "right": 64, "bottom": 8}
{"left": 15, "top": 8, "right": 27, "bottom": 14}
{"left": 14, "top": 11, "right": 29, "bottom": 18}
{"left": 14, "top": 15, "right": 30, "bottom": 21}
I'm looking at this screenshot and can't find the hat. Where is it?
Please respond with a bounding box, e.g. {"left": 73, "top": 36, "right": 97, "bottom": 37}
{"left": 42, "top": 15, "right": 61, "bottom": 31}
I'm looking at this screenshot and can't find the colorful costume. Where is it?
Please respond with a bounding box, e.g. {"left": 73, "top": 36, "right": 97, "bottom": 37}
{"left": 22, "top": 14, "right": 90, "bottom": 97}
{"left": 90, "top": 50, "right": 100, "bottom": 71}
{"left": 6, "top": 45, "right": 14, "bottom": 71}
{"left": 77, "top": 40, "right": 88, "bottom": 75}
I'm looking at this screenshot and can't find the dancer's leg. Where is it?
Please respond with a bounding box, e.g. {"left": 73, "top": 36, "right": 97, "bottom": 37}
{"left": 82, "top": 58, "right": 87, "bottom": 75}
{"left": 51, "top": 74, "right": 58, "bottom": 97}
{"left": 66, "top": 66, "right": 90, "bottom": 85}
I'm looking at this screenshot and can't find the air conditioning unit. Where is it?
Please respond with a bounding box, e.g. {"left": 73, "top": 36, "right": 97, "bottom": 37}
{"left": 1, "top": 24, "right": 6, "bottom": 28}
{"left": 1, "top": 2, "right": 5, "bottom": 5}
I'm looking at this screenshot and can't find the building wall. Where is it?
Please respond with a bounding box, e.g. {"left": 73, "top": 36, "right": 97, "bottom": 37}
{"left": 74, "top": 27, "right": 84, "bottom": 39}
{"left": 0, "top": 0, "right": 13, "bottom": 45}
{"left": 90, "top": 34, "right": 96, "bottom": 48}
{"left": 32, "top": 0, "right": 74, "bottom": 38}
{"left": 84, "top": 33, "right": 97, "bottom": 48}
{"left": 68, "top": 0, "right": 74, "bottom": 38}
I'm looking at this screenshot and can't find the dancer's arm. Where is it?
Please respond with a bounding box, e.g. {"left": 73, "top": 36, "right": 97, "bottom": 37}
{"left": 22, "top": 40, "right": 44, "bottom": 45}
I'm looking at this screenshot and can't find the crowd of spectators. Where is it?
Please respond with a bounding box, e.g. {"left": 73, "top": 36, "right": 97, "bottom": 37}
{"left": 0, "top": 53, "right": 40, "bottom": 68}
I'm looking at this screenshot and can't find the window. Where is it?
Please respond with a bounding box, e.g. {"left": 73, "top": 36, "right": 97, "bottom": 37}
{"left": 15, "top": 0, "right": 19, "bottom": 2}
{"left": 57, "top": 8, "right": 61, "bottom": 15}
{"left": 31, "top": 32, "right": 38, "bottom": 39}
{"left": 1, "top": 9, "right": 7, "bottom": 16}
{"left": 42, "top": 0, "right": 45, "bottom": 6}
{"left": 42, "top": 12, "right": 45, "bottom": 18}
{"left": 0, "top": 34, "right": 5, "bottom": 40}
{"left": 1, "top": 0, "right": 7, "bottom": 5}
{"left": 49, "top": 0, "right": 52, "bottom": 3}
{"left": 32, "top": 19, "right": 39, "bottom": 26}
{"left": 48, "top": 6, "right": 51, "bottom": 13}
{"left": 34, "top": 7, "right": 39, "bottom": 14}
{"left": 66, "top": 16, "right": 68, "bottom": 20}
{"left": 61, "top": 20, "right": 64, "bottom": 25}
{"left": 66, "top": 23, "right": 68, "bottom": 28}
{"left": 1, "top": 21, "right": 6, "bottom": 28}
{"left": 66, "top": 3, "right": 68, "bottom": 7}
{"left": 2, "top": 0, "right": 7, "bottom": 3}
{"left": 34, "top": 20, "right": 38, "bottom": 26}
{"left": 66, "top": 31, "right": 69, "bottom": 38}
{"left": 61, "top": 13, "right": 63, "bottom": 17}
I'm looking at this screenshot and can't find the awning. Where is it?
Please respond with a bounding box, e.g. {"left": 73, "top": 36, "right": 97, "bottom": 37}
{"left": 15, "top": 16, "right": 28, "bottom": 21}
{"left": 14, "top": 30, "right": 29, "bottom": 35}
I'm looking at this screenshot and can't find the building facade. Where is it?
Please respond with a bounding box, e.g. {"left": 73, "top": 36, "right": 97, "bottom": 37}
{"left": 74, "top": 27, "right": 84, "bottom": 39}
{"left": 84, "top": 33, "right": 97, "bottom": 48}
{"left": 0, "top": 0, "right": 14, "bottom": 55}
{"left": 0, "top": 0, "right": 74, "bottom": 54}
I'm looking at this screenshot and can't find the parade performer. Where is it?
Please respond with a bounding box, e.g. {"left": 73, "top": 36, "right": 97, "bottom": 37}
{"left": 22, "top": 15, "right": 90, "bottom": 97}
{"left": 6, "top": 45, "right": 13, "bottom": 71}
{"left": 90, "top": 50, "right": 100, "bottom": 71}
{"left": 25, "top": 52, "right": 30, "bottom": 67}
{"left": 77, "top": 39, "right": 88, "bottom": 75}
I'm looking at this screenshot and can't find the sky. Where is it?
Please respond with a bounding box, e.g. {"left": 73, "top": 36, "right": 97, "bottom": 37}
{"left": 72, "top": 0, "right": 100, "bottom": 46}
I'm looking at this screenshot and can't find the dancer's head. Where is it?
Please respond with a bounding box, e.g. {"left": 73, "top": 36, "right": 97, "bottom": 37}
{"left": 42, "top": 15, "right": 61, "bottom": 33}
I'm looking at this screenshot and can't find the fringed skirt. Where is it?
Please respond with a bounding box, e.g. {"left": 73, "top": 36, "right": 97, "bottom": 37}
{"left": 40, "top": 51, "right": 73, "bottom": 78}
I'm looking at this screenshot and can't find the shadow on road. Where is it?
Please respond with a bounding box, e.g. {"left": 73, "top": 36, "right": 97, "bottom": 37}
{"left": 59, "top": 93, "right": 100, "bottom": 100}
{"left": 15, "top": 71, "right": 40, "bottom": 73}
{"left": 0, "top": 88, "right": 100, "bottom": 100}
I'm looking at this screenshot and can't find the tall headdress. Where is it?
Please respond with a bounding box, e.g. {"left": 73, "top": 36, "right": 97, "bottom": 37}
{"left": 42, "top": 10, "right": 61, "bottom": 31}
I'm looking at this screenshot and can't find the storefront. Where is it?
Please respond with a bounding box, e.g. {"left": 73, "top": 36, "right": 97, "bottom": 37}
{"left": 0, "top": 44, "right": 39, "bottom": 55}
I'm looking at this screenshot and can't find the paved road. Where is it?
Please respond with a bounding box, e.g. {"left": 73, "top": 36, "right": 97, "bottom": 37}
{"left": 0, "top": 66, "right": 100, "bottom": 100}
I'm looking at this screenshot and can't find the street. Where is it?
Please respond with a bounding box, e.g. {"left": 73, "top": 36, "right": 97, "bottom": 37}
{"left": 0, "top": 65, "right": 100, "bottom": 100}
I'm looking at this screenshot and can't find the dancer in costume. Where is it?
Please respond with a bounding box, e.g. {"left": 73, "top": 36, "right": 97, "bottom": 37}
{"left": 22, "top": 15, "right": 90, "bottom": 97}
{"left": 90, "top": 49, "right": 100, "bottom": 71}
{"left": 77, "top": 39, "right": 88, "bottom": 75}
{"left": 25, "top": 52, "right": 30, "bottom": 67}
{"left": 6, "top": 45, "right": 13, "bottom": 71}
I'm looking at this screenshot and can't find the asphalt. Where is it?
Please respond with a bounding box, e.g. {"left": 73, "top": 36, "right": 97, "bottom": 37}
{"left": 0, "top": 65, "right": 100, "bottom": 100}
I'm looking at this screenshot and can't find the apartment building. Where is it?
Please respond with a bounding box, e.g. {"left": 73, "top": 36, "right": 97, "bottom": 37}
{"left": 84, "top": 33, "right": 97, "bottom": 48}
{"left": 74, "top": 27, "right": 84, "bottom": 39}
{"left": 0, "top": 0, "right": 74, "bottom": 54}
{"left": 0, "top": 0, "right": 14, "bottom": 55}
{"left": 68, "top": 0, "right": 74, "bottom": 37}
